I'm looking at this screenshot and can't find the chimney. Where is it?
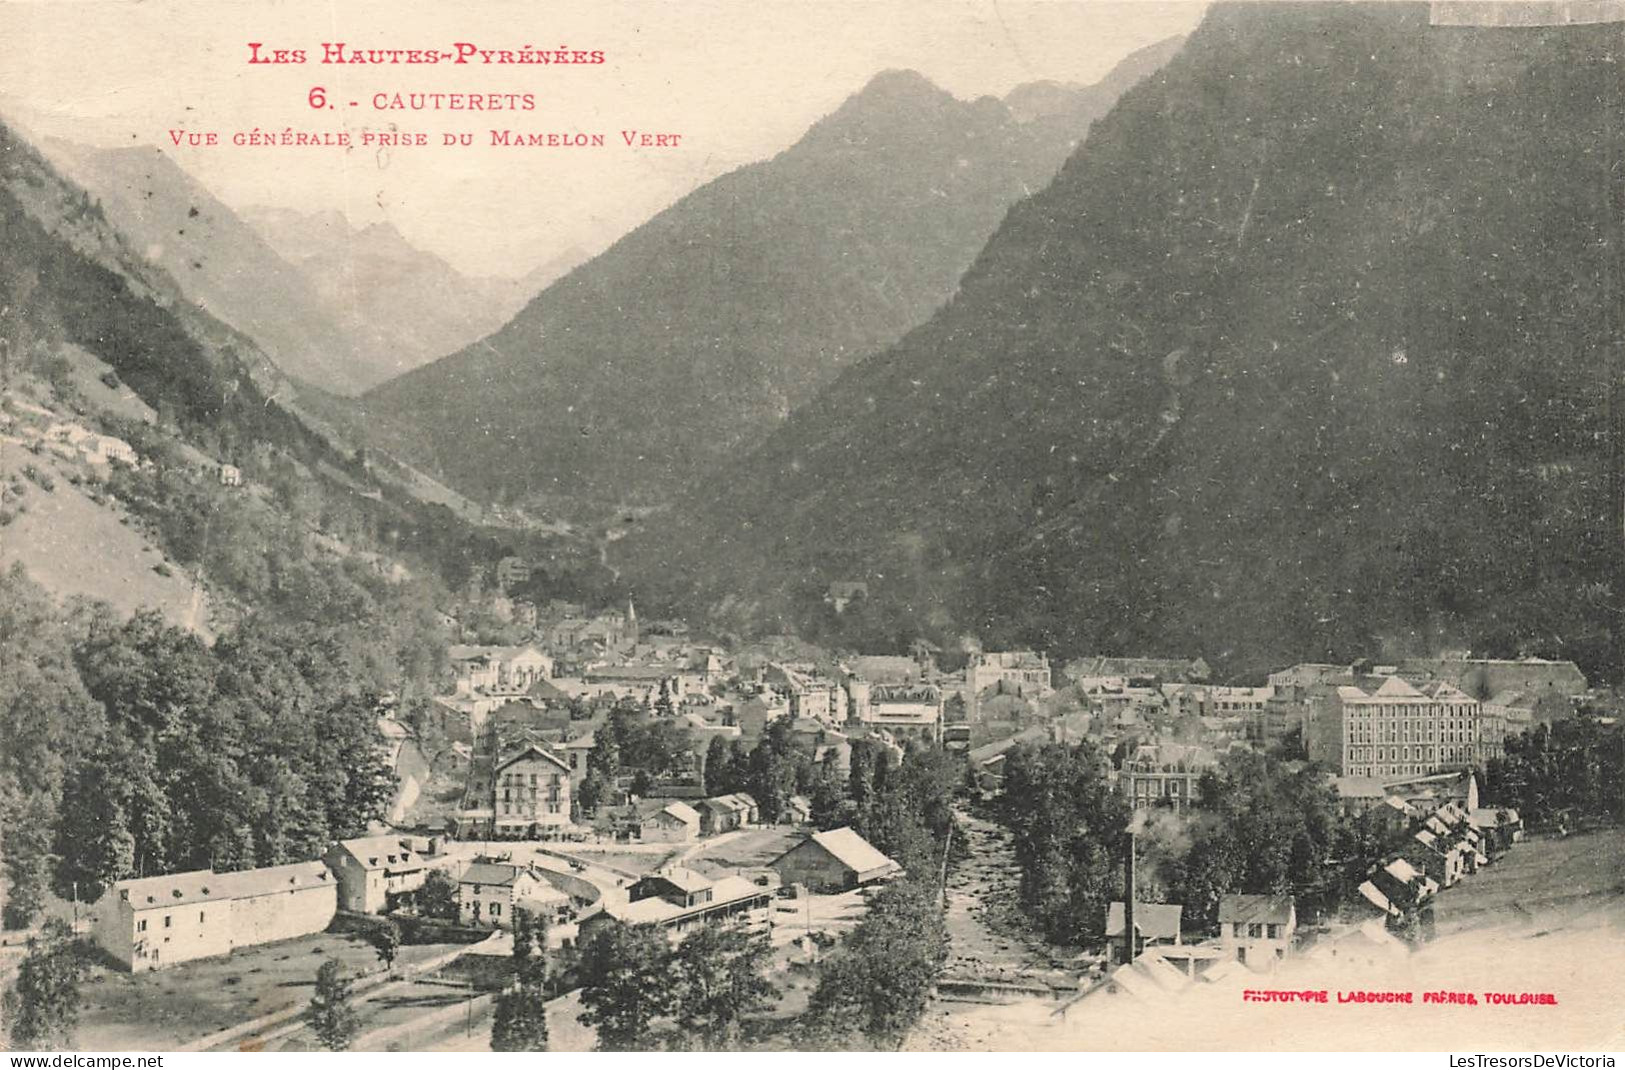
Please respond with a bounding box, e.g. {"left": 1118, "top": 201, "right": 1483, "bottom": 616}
{"left": 1123, "top": 831, "right": 1137, "bottom": 965}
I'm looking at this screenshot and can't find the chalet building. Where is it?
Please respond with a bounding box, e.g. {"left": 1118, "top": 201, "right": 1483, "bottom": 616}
{"left": 217, "top": 463, "right": 243, "bottom": 487}
{"left": 579, "top": 867, "right": 772, "bottom": 943}
{"left": 457, "top": 861, "right": 571, "bottom": 928}
{"left": 769, "top": 827, "right": 901, "bottom": 893}
{"left": 1304, "top": 675, "right": 1482, "bottom": 779}
{"left": 93, "top": 863, "right": 336, "bottom": 972}
{"left": 323, "top": 835, "right": 444, "bottom": 914}
{"left": 485, "top": 743, "right": 572, "bottom": 834}
{"left": 639, "top": 801, "right": 701, "bottom": 843}
{"left": 1216, "top": 894, "right": 1296, "bottom": 969}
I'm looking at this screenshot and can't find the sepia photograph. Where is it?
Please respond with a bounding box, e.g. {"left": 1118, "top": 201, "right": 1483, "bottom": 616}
{"left": 0, "top": 0, "right": 1621, "bottom": 1056}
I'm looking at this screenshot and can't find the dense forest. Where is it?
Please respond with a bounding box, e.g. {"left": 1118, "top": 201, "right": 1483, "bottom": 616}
{"left": 0, "top": 570, "right": 402, "bottom": 927}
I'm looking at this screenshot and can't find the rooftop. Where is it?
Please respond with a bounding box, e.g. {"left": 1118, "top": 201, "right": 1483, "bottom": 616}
{"left": 333, "top": 835, "right": 431, "bottom": 870}
{"left": 1217, "top": 894, "right": 1294, "bottom": 925}
{"left": 112, "top": 869, "right": 234, "bottom": 909}
{"left": 802, "top": 827, "right": 899, "bottom": 876}
{"left": 1105, "top": 901, "right": 1183, "bottom": 941}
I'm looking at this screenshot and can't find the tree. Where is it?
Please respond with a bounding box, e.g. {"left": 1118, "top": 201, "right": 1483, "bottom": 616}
{"left": 577, "top": 919, "right": 673, "bottom": 1051}
{"left": 366, "top": 918, "right": 401, "bottom": 973}
{"left": 418, "top": 868, "right": 460, "bottom": 921}
{"left": 670, "top": 925, "right": 778, "bottom": 1050}
{"left": 803, "top": 879, "right": 946, "bottom": 1050}
{"left": 578, "top": 769, "right": 609, "bottom": 816}
{"left": 1, "top": 794, "right": 56, "bottom": 930}
{"left": 491, "top": 907, "right": 549, "bottom": 1051}
{"left": 703, "top": 735, "right": 732, "bottom": 796}
{"left": 2, "top": 919, "right": 88, "bottom": 1050}
{"left": 307, "top": 958, "right": 361, "bottom": 1051}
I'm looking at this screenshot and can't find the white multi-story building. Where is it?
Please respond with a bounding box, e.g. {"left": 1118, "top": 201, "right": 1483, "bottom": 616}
{"left": 1307, "top": 675, "right": 1482, "bottom": 779}
{"left": 93, "top": 862, "right": 337, "bottom": 972}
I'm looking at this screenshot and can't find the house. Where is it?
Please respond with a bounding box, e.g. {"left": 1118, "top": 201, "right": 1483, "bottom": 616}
{"left": 1467, "top": 807, "right": 1524, "bottom": 854}
{"left": 579, "top": 869, "right": 772, "bottom": 944}
{"left": 640, "top": 801, "right": 701, "bottom": 843}
{"left": 965, "top": 651, "right": 1054, "bottom": 718}
{"left": 558, "top": 732, "right": 595, "bottom": 778}
{"left": 92, "top": 862, "right": 337, "bottom": 972}
{"left": 323, "top": 835, "right": 443, "bottom": 914}
{"left": 1120, "top": 743, "right": 1216, "bottom": 812}
{"left": 1074, "top": 953, "right": 1192, "bottom": 1005}
{"left": 217, "top": 463, "right": 242, "bottom": 487}
{"left": 1331, "top": 775, "right": 1387, "bottom": 812}
{"left": 484, "top": 742, "right": 572, "bottom": 834}
{"left": 494, "top": 556, "right": 531, "bottom": 591}
{"left": 1215, "top": 894, "right": 1295, "bottom": 968}
{"left": 1105, "top": 901, "right": 1183, "bottom": 964}
{"left": 45, "top": 421, "right": 137, "bottom": 467}
{"left": 457, "top": 861, "right": 570, "bottom": 928}
{"left": 697, "top": 793, "right": 756, "bottom": 836}
{"left": 629, "top": 868, "right": 715, "bottom": 909}
{"left": 825, "top": 581, "right": 868, "bottom": 613}
{"left": 1360, "top": 857, "right": 1440, "bottom": 918}
{"left": 769, "top": 827, "right": 901, "bottom": 893}
{"left": 1404, "top": 826, "right": 1459, "bottom": 889}
{"left": 784, "top": 795, "right": 813, "bottom": 824}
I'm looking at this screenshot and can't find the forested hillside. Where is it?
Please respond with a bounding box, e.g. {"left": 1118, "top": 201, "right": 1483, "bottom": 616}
{"left": 359, "top": 40, "right": 1182, "bottom": 507}
{"left": 625, "top": 2, "right": 1620, "bottom": 680}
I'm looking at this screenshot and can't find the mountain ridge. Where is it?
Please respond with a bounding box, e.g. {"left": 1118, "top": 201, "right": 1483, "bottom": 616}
{"left": 618, "top": 2, "right": 1620, "bottom": 680}
{"left": 357, "top": 43, "right": 1185, "bottom": 507}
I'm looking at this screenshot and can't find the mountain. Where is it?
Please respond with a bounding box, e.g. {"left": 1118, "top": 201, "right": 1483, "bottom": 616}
{"left": 622, "top": 2, "right": 1620, "bottom": 680}
{"left": 358, "top": 41, "right": 1184, "bottom": 507}
{"left": 239, "top": 207, "right": 583, "bottom": 387}
{"left": 37, "top": 141, "right": 364, "bottom": 395}
{"left": 1, "top": 123, "right": 334, "bottom": 450}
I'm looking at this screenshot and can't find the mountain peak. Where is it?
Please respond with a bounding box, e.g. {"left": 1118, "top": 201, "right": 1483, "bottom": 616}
{"left": 856, "top": 68, "right": 949, "bottom": 99}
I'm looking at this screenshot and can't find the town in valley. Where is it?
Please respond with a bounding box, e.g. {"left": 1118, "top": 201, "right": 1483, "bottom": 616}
{"left": 1, "top": 0, "right": 1623, "bottom": 1055}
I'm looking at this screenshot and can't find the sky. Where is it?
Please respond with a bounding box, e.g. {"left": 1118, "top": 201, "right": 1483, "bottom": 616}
{"left": 0, "top": 1, "right": 1207, "bottom": 278}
